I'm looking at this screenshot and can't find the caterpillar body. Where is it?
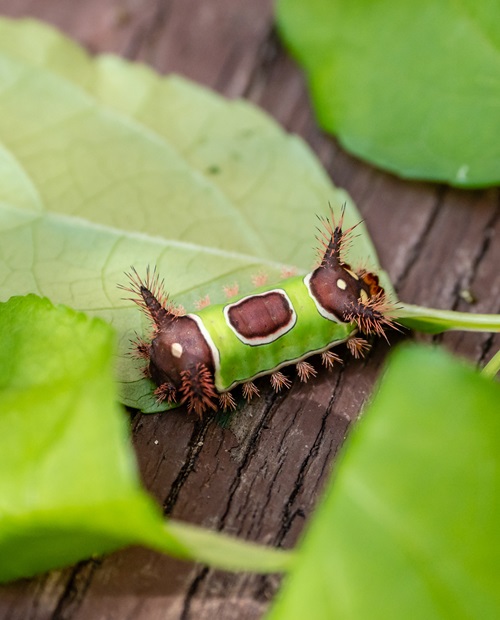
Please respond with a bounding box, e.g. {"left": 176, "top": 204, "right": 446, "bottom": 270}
{"left": 124, "top": 209, "right": 394, "bottom": 416}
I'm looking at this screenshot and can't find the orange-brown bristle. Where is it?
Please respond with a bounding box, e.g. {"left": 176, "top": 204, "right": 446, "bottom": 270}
{"left": 194, "top": 294, "right": 211, "bottom": 310}
{"left": 223, "top": 283, "right": 240, "bottom": 299}
{"left": 219, "top": 392, "right": 237, "bottom": 411}
{"left": 280, "top": 266, "right": 298, "bottom": 279}
{"left": 179, "top": 363, "right": 218, "bottom": 417}
{"left": 321, "top": 350, "right": 343, "bottom": 368}
{"left": 130, "top": 335, "right": 150, "bottom": 360}
{"left": 251, "top": 272, "right": 269, "bottom": 287}
{"left": 296, "top": 360, "right": 317, "bottom": 382}
{"left": 169, "top": 303, "right": 186, "bottom": 318}
{"left": 347, "top": 337, "right": 371, "bottom": 359}
{"left": 242, "top": 381, "right": 260, "bottom": 401}
{"left": 154, "top": 382, "right": 177, "bottom": 404}
{"left": 270, "top": 371, "right": 292, "bottom": 392}
{"left": 345, "top": 294, "right": 398, "bottom": 340}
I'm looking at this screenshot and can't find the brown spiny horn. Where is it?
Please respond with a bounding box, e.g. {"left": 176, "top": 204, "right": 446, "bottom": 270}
{"left": 119, "top": 266, "right": 174, "bottom": 328}
{"left": 316, "top": 203, "right": 360, "bottom": 268}
{"left": 140, "top": 285, "right": 170, "bottom": 327}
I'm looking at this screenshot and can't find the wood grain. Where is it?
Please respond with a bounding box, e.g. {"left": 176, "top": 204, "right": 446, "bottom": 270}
{"left": 0, "top": 1, "right": 498, "bottom": 619}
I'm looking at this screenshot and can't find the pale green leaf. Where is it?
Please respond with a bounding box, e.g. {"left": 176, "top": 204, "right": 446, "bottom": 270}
{"left": 0, "top": 17, "right": 382, "bottom": 412}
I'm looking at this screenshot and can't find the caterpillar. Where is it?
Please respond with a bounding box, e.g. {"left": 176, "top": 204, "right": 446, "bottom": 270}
{"left": 123, "top": 208, "right": 395, "bottom": 416}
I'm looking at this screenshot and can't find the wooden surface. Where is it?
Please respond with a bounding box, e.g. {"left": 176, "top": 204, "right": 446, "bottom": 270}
{"left": 0, "top": 2, "right": 499, "bottom": 619}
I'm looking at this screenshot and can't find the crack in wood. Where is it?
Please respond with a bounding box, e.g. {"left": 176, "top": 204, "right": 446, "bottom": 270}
{"left": 275, "top": 370, "right": 344, "bottom": 547}
{"left": 50, "top": 559, "right": 101, "bottom": 620}
{"left": 6, "top": 570, "right": 67, "bottom": 620}
{"left": 179, "top": 566, "right": 209, "bottom": 620}
{"left": 246, "top": 371, "right": 348, "bottom": 609}
{"left": 162, "top": 416, "right": 214, "bottom": 515}
{"left": 394, "top": 187, "right": 445, "bottom": 291}
{"left": 159, "top": 392, "right": 287, "bottom": 616}
{"left": 217, "top": 395, "right": 281, "bottom": 529}
{"left": 450, "top": 200, "right": 500, "bottom": 311}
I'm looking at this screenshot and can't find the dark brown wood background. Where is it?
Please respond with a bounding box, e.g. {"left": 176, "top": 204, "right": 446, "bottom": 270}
{"left": 0, "top": 1, "right": 499, "bottom": 619}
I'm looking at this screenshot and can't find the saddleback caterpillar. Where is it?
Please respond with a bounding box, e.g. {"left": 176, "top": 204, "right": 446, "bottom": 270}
{"left": 122, "top": 208, "right": 395, "bottom": 416}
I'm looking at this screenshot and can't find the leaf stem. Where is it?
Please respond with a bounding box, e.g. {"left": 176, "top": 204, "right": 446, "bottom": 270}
{"left": 153, "top": 519, "right": 295, "bottom": 573}
{"left": 482, "top": 350, "right": 500, "bottom": 379}
{"left": 396, "top": 304, "right": 500, "bottom": 334}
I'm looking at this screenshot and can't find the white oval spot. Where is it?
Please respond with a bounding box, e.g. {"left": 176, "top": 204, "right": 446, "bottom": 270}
{"left": 336, "top": 278, "right": 347, "bottom": 290}
{"left": 360, "top": 289, "right": 369, "bottom": 303}
{"left": 171, "top": 342, "right": 183, "bottom": 358}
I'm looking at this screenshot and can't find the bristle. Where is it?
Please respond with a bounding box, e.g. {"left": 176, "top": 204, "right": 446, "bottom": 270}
{"left": 280, "top": 266, "right": 298, "bottom": 279}
{"left": 130, "top": 334, "right": 150, "bottom": 360}
{"left": 344, "top": 294, "right": 397, "bottom": 340}
{"left": 179, "top": 363, "right": 218, "bottom": 417}
{"left": 321, "top": 350, "right": 343, "bottom": 369}
{"left": 270, "top": 371, "right": 292, "bottom": 392}
{"left": 251, "top": 271, "right": 269, "bottom": 287}
{"left": 347, "top": 337, "right": 371, "bottom": 359}
{"left": 170, "top": 303, "right": 186, "bottom": 317}
{"left": 353, "top": 261, "right": 369, "bottom": 280}
{"left": 223, "top": 283, "right": 239, "bottom": 299}
{"left": 296, "top": 360, "right": 317, "bottom": 382}
{"left": 194, "top": 294, "right": 211, "bottom": 310}
{"left": 242, "top": 381, "right": 260, "bottom": 401}
{"left": 219, "top": 391, "right": 237, "bottom": 412}
{"left": 154, "top": 382, "right": 177, "bottom": 404}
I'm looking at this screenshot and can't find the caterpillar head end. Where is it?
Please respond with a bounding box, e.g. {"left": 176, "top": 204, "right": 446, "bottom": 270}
{"left": 310, "top": 209, "right": 397, "bottom": 339}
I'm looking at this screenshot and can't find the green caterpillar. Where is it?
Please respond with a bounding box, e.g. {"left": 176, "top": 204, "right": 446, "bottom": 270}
{"left": 124, "top": 209, "right": 394, "bottom": 416}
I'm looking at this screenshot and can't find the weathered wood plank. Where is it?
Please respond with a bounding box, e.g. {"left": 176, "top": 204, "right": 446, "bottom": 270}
{"left": 0, "top": 1, "right": 498, "bottom": 619}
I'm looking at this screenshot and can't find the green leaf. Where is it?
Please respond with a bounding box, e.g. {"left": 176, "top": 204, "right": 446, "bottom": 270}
{"left": 0, "top": 295, "right": 292, "bottom": 582}
{"left": 277, "top": 0, "right": 500, "bottom": 187}
{"left": 268, "top": 345, "right": 500, "bottom": 619}
{"left": 0, "top": 294, "right": 175, "bottom": 581}
{"left": 0, "top": 17, "right": 383, "bottom": 412}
